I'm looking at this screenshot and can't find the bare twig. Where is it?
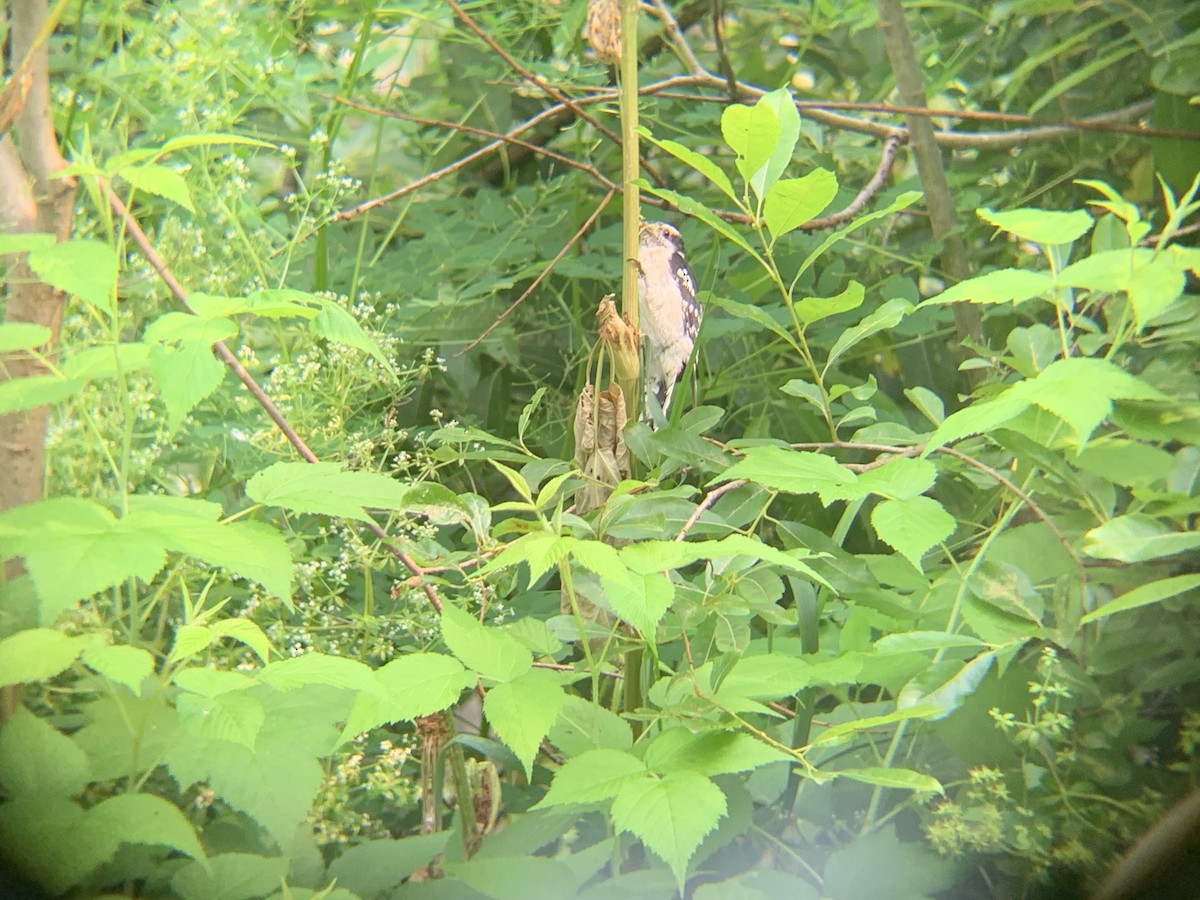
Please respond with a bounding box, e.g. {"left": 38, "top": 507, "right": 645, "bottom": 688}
{"left": 108, "top": 186, "right": 445, "bottom": 612}
{"left": 647, "top": 0, "right": 704, "bottom": 76}
{"left": 676, "top": 479, "right": 746, "bottom": 540}
{"left": 460, "top": 188, "right": 616, "bottom": 353}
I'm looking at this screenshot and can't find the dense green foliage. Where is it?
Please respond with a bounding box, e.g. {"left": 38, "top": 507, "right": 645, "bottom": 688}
{"left": 1, "top": 1, "right": 1199, "bottom": 898}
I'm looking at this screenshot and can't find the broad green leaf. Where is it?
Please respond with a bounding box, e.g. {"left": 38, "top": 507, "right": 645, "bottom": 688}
{"left": 824, "top": 297, "right": 913, "bottom": 372}
{"left": 147, "top": 334, "right": 231, "bottom": 429}
{"left": 0, "top": 795, "right": 115, "bottom": 894}
{"left": 259, "top": 653, "right": 381, "bottom": 694}
{"left": 764, "top": 169, "right": 838, "bottom": 239}
{"left": 484, "top": 668, "right": 565, "bottom": 778}
{"left": 0, "top": 373, "right": 82, "bottom": 414}
{"left": 168, "top": 624, "right": 217, "bottom": 664}
{"left": 441, "top": 603, "right": 532, "bottom": 682}
{"left": 756, "top": 87, "right": 802, "bottom": 198}
{"left": 926, "top": 357, "right": 1166, "bottom": 450}
{"left": 444, "top": 855, "right": 578, "bottom": 900}
{"left": 176, "top": 690, "right": 266, "bottom": 748}
{"left": 246, "top": 461, "right": 410, "bottom": 524}
{"left": 905, "top": 387, "right": 945, "bottom": 425}
{"left": 1081, "top": 574, "right": 1200, "bottom": 623}
{"left": 477, "top": 532, "right": 572, "bottom": 584}
{"left": 639, "top": 129, "right": 736, "bottom": 201}
{"left": 706, "top": 294, "right": 799, "bottom": 347}
{"left": 538, "top": 749, "right": 647, "bottom": 807}
{"left": 570, "top": 539, "right": 629, "bottom": 586}
{"left": 794, "top": 279, "right": 864, "bottom": 326}
{"left": 611, "top": 770, "right": 727, "bottom": 889}
{"left": 27, "top": 239, "right": 119, "bottom": 313}
{"left": 715, "top": 653, "right": 811, "bottom": 700}
{"left": 121, "top": 163, "right": 196, "bottom": 212}
{"left": 898, "top": 652, "right": 996, "bottom": 719}
{"left": 309, "top": 295, "right": 398, "bottom": 378}
{"left": 87, "top": 792, "right": 206, "bottom": 861}
{"left": 643, "top": 728, "right": 792, "bottom": 776}
{"left": 619, "top": 534, "right": 826, "bottom": 584}
{"left": 600, "top": 570, "right": 673, "bottom": 637}
{"left": 326, "top": 832, "right": 451, "bottom": 899}
{"left": 721, "top": 101, "right": 781, "bottom": 194}
{"left": 871, "top": 496, "right": 955, "bottom": 572}
{"left": 81, "top": 644, "right": 155, "bottom": 693}
{"left": 548, "top": 695, "right": 633, "bottom": 757}
{"left": 823, "top": 826, "right": 955, "bottom": 900}
{"left": 242, "top": 289, "right": 322, "bottom": 320}
{"left": 924, "top": 268, "right": 1054, "bottom": 305}
{"left": 0, "top": 498, "right": 167, "bottom": 622}
{"left": 173, "top": 853, "right": 289, "bottom": 900}
{"left": 1058, "top": 248, "right": 1187, "bottom": 328}
{"left": 0, "top": 323, "right": 51, "bottom": 351}
{"left": 977, "top": 206, "right": 1093, "bottom": 245}
{"left": 62, "top": 342, "right": 152, "bottom": 380}
{"left": 174, "top": 667, "right": 255, "bottom": 696}
{"left": 855, "top": 456, "right": 938, "bottom": 501}
{"left": 873, "top": 632, "right": 987, "bottom": 654}
{"left": 0, "top": 705, "right": 90, "bottom": 797}
{"left": 966, "top": 560, "right": 1043, "bottom": 623}
{"left": 720, "top": 446, "right": 862, "bottom": 505}
{"left": 126, "top": 495, "right": 293, "bottom": 607}
{"left": 209, "top": 618, "right": 274, "bottom": 664}
{"left": 1082, "top": 515, "right": 1200, "bottom": 563}
{"left": 0, "top": 232, "right": 55, "bottom": 255}
{"left": 338, "top": 653, "right": 473, "bottom": 743}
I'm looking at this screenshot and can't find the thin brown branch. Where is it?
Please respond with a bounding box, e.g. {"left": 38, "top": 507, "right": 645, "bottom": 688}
{"left": 444, "top": 0, "right": 664, "bottom": 186}
{"left": 460, "top": 188, "right": 616, "bottom": 353}
{"left": 803, "top": 134, "right": 901, "bottom": 230}
{"left": 647, "top": 0, "right": 704, "bottom": 76}
{"left": 107, "top": 186, "right": 445, "bottom": 612}
{"left": 676, "top": 479, "right": 746, "bottom": 540}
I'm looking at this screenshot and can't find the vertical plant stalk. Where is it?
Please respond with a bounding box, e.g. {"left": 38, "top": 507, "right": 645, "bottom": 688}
{"left": 873, "top": 0, "right": 982, "bottom": 353}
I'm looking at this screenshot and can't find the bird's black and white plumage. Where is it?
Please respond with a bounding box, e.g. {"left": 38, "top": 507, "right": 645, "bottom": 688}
{"left": 637, "top": 221, "right": 702, "bottom": 425}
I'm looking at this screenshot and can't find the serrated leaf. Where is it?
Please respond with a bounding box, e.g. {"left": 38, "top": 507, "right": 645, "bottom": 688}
{"left": 209, "top": 618, "right": 273, "bottom": 664}
{"left": 871, "top": 497, "right": 955, "bottom": 572}
{"left": 26, "top": 239, "right": 119, "bottom": 312}
{"left": 0, "top": 322, "right": 52, "bottom": 351}
{"left": 0, "top": 706, "right": 91, "bottom": 797}
{"left": 338, "top": 653, "right": 473, "bottom": 743}
{"left": 538, "top": 749, "right": 647, "bottom": 807}
{"left": 764, "top": 169, "right": 838, "bottom": 239}
{"left": 611, "top": 770, "right": 727, "bottom": 889}
{"left": 855, "top": 456, "right": 937, "bottom": 501}
{"left": 87, "top": 792, "right": 206, "bottom": 861}
{"left": 977, "top": 206, "right": 1093, "bottom": 245}
{"left": 644, "top": 728, "right": 791, "bottom": 776}
{"left": 121, "top": 163, "right": 196, "bottom": 212}
{"left": 147, "top": 336, "right": 230, "bottom": 430}
{"left": 484, "top": 668, "right": 565, "bottom": 778}
{"left": 259, "top": 653, "right": 381, "bottom": 694}
{"left": 246, "top": 461, "right": 410, "bottom": 524}
{"left": 548, "top": 695, "right": 633, "bottom": 757}
{"left": 599, "top": 570, "right": 673, "bottom": 637}
{"left": 719, "top": 446, "right": 862, "bottom": 505}
{"left": 0, "top": 628, "right": 88, "bottom": 686}
{"left": 81, "top": 644, "right": 155, "bottom": 693}
{"left": 440, "top": 603, "right": 531, "bottom": 682}
{"left": 176, "top": 690, "right": 266, "bottom": 748}
{"left": 925, "top": 268, "right": 1054, "bottom": 305}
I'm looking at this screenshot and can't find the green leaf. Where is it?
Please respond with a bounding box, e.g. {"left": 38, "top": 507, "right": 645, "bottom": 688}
{"left": 720, "top": 446, "right": 862, "bottom": 505}
{"left": 611, "top": 770, "right": 727, "bottom": 889}
{"left": 794, "top": 279, "right": 864, "bottom": 326}
{"left": 87, "top": 792, "right": 206, "bottom": 861}
{"left": 121, "top": 163, "right": 196, "bottom": 212}
{"left": 873, "top": 632, "right": 987, "bottom": 654}
{"left": 26, "top": 239, "right": 119, "bottom": 313}
{"left": 833, "top": 766, "right": 943, "bottom": 794}
{"left": 764, "top": 168, "right": 838, "bottom": 239}
{"left": 309, "top": 295, "right": 398, "bottom": 378}
{"left": 639, "top": 130, "right": 736, "bottom": 201}
{"left": 0, "top": 497, "right": 167, "bottom": 621}
{"left": 707, "top": 294, "right": 799, "bottom": 347}
{"left": 147, "top": 324, "right": 233, "bottom": 429}
{"left": 0, "top": 705, "right": 91, "bottom": 797}
{"left": 0, "top": 795, "right": 115, "bottom": 894}
{"left": 444, "top": 856, "right": 579, "bottom": 900}
{"left": 1082, "top": 515, "right": 1200, "bottom": 563}
{"left": 977, "top": 206, "right": 1094, "bottom": 245}
{"left": 81, "top": 644, "right": 155, "bottom": 693}
{"left": 259, "top": 653, "right": 382, "bottom": 694}
{"left": 812, "top": 705, "right": 942, "bottom": 747}
{"left": 483, "top": 668, "right": 565, "bottom": 778}
{"left": 600, "top": 570, "right": 673, "bottom": 637}
{"left": 643, "top": 729, "right": 792, "bottom": 776}
{"left": 167, "top": 624, "right": 217, "bottom": 664}
{"left": 62, "top": 342, "right": 152, "bottom": 380}
{"left": 823, "top": 825, "right": 955, "bottom": 900}
{"left": 326, "top": 832, "right": 451, "bottom": 899}
{"left": 1058, "top": 248, "right": 1187, "bottom": 328}
{"left": 246, "top": 461, "right": 411, "bottom": 524}
{"left": 1081, "top": 574, "right": 1200, "bottom": 623}
{"left": 825, "top": 297, "right": 913, "bottom": 372}
{"left": 176, "top": 690, "right": 266, "bottom": 748}
{"left": 0, "top": 373, "right": 82, "bottom": 415}
{"left": 0, "top": 628, "right": 88, "bottom": 686}
{"left": 870, "top": 497, "right": 955, "bottom": 572}
{"left": 721, "top": 101, "right": 781, "bottom": 195}
{"left": 339, "top": 653, "right": 473, "bottom": 743}
{"left": 441, "top": 603, "right": 532, "bottom": 682}
{"left": 538, "top": 749, "right": 647, "bottom": 807}
{"left": 209, "top": 618, "right": 274, "bottom": 664}
{"left": 548, "top": 695, "right": 633, "bottom": 757}
{"left": 924, "top": 268, "right": 1054, "bottom": 305}
{"left": 899, "top": 652, "right": 996, "bottom": 719}
{"left": 636, "top": 183, "right": 764, "bottom": 263}
{"left": 855, "top": 456, "right": 938, "bottom": 501}
{"left": 0, "top": 322, "right": 52, "bottom": 351}
{"left": 173, "top": 853, "right": 289, "bottom": 900}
